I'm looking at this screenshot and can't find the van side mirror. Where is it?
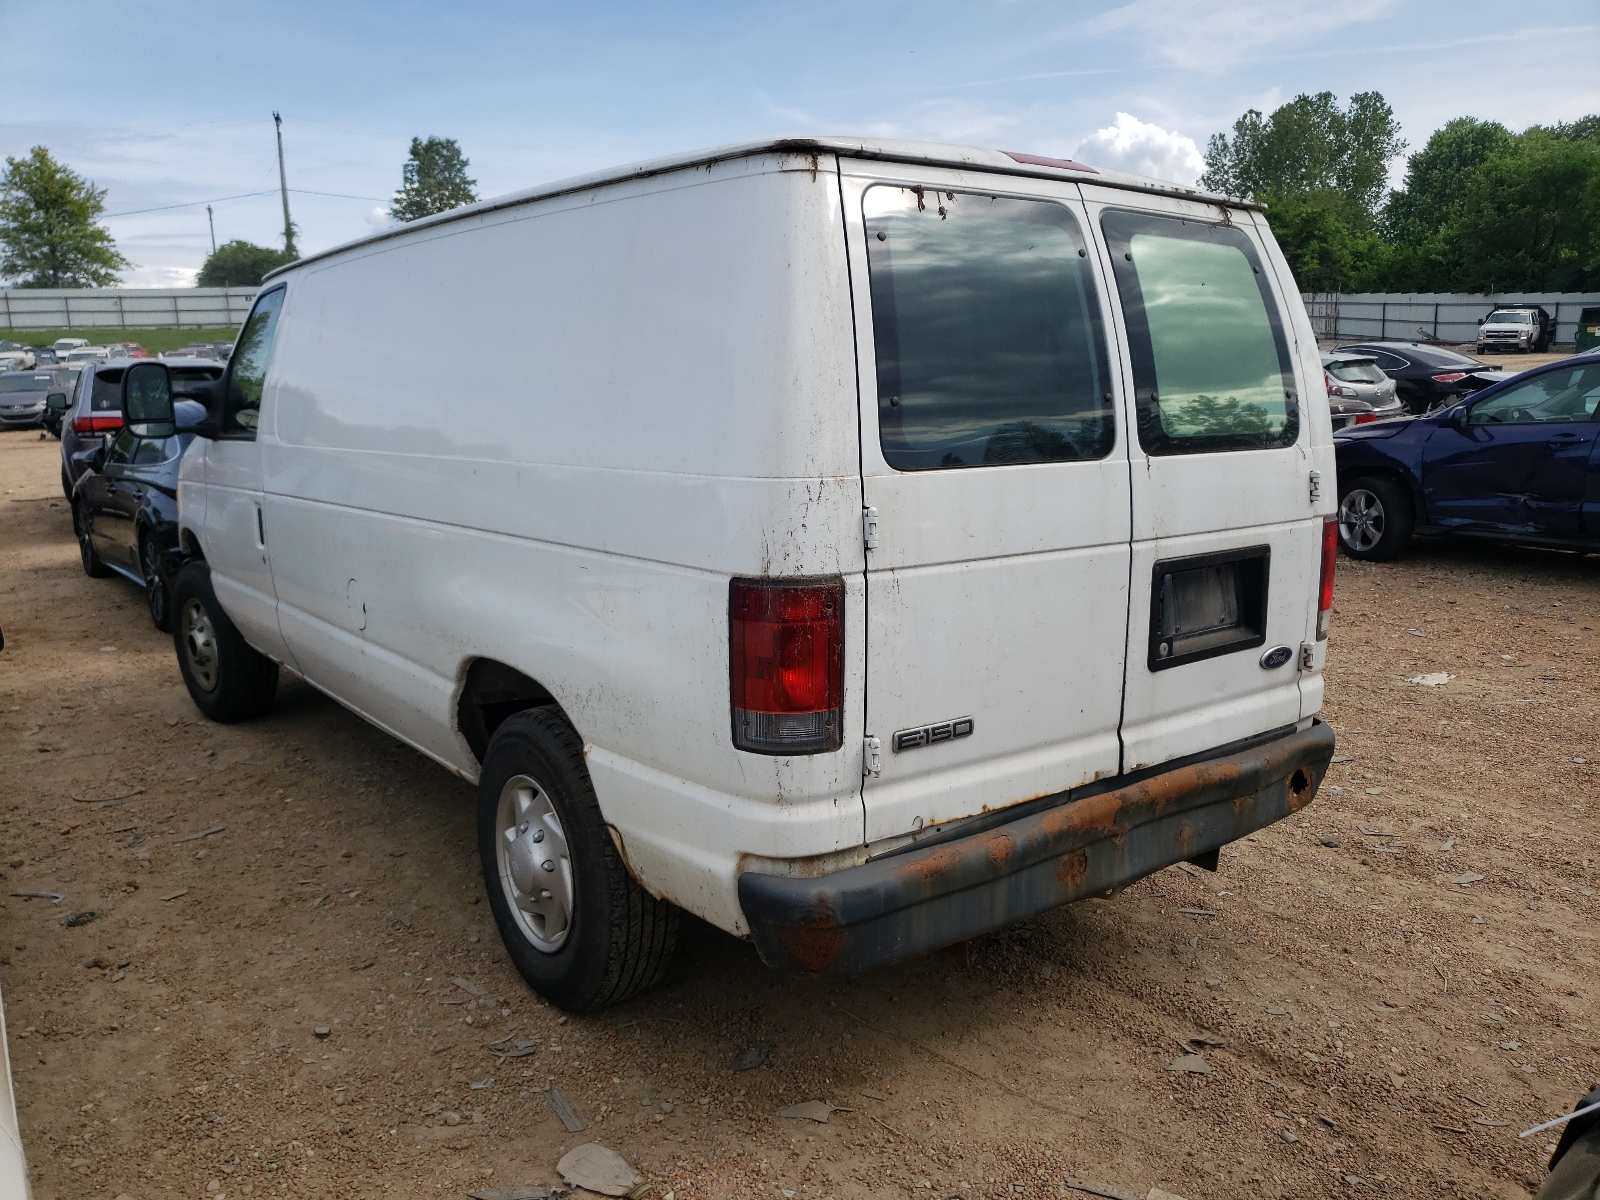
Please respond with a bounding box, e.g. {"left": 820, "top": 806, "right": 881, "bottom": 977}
{"left": 45, "top": 393, "right": 68, "bottom": 412}
{"left": 123, "top": 362, "right": 174, "bottom": 428}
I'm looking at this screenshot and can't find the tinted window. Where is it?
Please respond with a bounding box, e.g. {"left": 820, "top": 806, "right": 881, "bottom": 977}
{"left": 225, "top": 286, "right": 285, "bottom": 435}
{"left": 132, "top": 435, "right": 178, "bottom": 465}
{"left": 864, "top": 187, "right": 1114, "bottom": 470}
{"left": 106, "top": 426, "right": 137, "bottom": 466}
{"left": 1102, "top": 212, "right": 1297, "bottom": 454}
{"left": 1468, "top": 365, "right": 1600, "bottom": 426}
{"left": 1487, "top": 310, "right": 1532, "bottom": 324}
{"left": 1408, "top": 345, "right": 1482, "bottom": 368}
{"left": 1326, "top": 359, "right": 1387, "bottom": 385}
{"left": 90, "top": 367, "right": 125, "bottom": 412}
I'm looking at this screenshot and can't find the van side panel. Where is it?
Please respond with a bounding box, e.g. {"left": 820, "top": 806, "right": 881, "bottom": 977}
{"left": 260, "top": 155, "right": 864, "bottom": 933}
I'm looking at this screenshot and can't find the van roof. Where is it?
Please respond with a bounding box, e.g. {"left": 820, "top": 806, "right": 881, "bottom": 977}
{"left": 264, "top": 135, "right": 1256, "bottom": 283}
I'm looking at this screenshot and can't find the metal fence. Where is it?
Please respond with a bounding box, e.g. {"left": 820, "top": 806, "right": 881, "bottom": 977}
{"left": 0, "top": 287, "right": 258, "bottom": 332}
{"left": 1302, "top": 292, "right": 1600, "bottom": 348}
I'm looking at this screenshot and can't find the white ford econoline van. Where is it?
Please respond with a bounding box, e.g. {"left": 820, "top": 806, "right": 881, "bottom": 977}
{"left": 147, "top": 137, "right": 1338, "bottom": 1010}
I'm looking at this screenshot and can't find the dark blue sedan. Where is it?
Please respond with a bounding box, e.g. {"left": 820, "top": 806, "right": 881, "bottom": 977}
{"left": 71, "top": 399, "right": 208, "bottom": 630}
{"left": 1334, "top": 353, "right": 1600, "bottom": 560}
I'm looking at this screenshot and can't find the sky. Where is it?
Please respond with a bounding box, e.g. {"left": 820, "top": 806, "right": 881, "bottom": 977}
{"left": 5, "top": 0, "right": 1597, "bottom": 288}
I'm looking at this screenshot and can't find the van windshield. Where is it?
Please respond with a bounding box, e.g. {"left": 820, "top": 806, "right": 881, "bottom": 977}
{"left": 863, "top": 187, "right": 1114, "bottom": 470}
{"left": 1102, "top": 211, "right": 1297, "bottom": 455}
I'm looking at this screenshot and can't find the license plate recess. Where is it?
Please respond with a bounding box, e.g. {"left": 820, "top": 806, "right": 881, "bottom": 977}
{"left": 1148, "top": 546, "right": 1270, "bottom": 671}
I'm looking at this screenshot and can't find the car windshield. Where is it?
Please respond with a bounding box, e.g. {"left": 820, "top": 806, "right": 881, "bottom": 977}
{"left": 1325, "top": 359, "right": 1387, "bottom": 385}
{"left": 0, "top": 374, "right": 52, "bottom": 393}
{"left": 1487, "top": 310, "right": 1532, "bottom": 324}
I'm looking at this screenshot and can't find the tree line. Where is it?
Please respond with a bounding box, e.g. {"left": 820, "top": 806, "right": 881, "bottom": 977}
{"left": 6, "top": 105, "right": 1597, "bottom": 294}
{"left": 0, "top": 136, "right": 479, "bottom": 290}
{"left": 1202, "top": 93, "right": 1600, "bottom": 294}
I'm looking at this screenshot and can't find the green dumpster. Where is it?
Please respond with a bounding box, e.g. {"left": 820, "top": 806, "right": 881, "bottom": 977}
{"left": 1578, "top": 307, "right": 1600, "bottom": 353}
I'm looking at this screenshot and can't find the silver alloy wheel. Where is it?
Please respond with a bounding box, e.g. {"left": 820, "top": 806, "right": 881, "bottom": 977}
{"left": 1339, "top": 488, "right": 1384, "bottom": 553}
{"left": 181, "top": 598, "right": 220, "bottom": 692}
{"left": 495, "top": 774, "right": 575, "bottom": 953}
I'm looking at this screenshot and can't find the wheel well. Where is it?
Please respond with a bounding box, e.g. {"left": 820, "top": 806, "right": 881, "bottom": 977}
{"left": 178, "top": 529, "right": 206, "bottom": 560}
{"left": 1340, "top": 467, "right": 1418, "bottom": 515}
{"left": 457, "top": 659, "right": 560, "bottom": 765}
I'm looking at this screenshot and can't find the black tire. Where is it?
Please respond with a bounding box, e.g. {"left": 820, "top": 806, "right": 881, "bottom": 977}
{"left": 478, "top": 707, "right": 678, "bottom": 1012}
{"left": 140, "top": 532, "right": 172, "bottom": 633}
{"left": 1337, "top": 475, "right": 1414, "bottom": 562}
{"left": 171, "top": 561, "right": 278, "bottom": 723}
{"left": 72, "top": 499, "right": 110, "bottom": 578}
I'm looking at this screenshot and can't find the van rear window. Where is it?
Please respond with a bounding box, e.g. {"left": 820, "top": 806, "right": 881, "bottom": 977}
{"left": 1101, "top": 212, "right": 1298, "bottom": 455}
{"left": 864, "top": 187, "right": 1114, "bottom": 470}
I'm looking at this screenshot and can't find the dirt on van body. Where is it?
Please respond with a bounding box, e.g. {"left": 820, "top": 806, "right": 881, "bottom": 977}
{"left": 2, "top": 428, "right": 1596, "bottom": 1200}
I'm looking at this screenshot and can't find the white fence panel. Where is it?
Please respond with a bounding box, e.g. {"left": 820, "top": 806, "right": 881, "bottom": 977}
{"left": 0, "top": 287, "right": 259, "bottom": 331}
{"left": 1302, "top": 292, "right": 1600, "bottom": 347}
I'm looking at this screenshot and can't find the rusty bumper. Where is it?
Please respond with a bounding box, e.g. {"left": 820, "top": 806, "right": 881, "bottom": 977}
{"left": 739, "top": 721, "right": 1334, "bottom": 976}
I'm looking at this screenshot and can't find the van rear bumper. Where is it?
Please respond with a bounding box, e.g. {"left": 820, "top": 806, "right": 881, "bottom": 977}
{"left": 737, "top": 721, "right": 1334, "bottom": 976}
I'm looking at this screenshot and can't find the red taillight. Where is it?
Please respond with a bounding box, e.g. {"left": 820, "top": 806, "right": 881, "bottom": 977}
{"left": 1323, "top": 372, "right": 1356, "bottom": 399}
{"left": 1317, "top": 518, "right": 1338, "bottom": 640}
{"left": 71, "top": 415, "right": 122, "bottom": 434}
{"left": 1354, "top": 413, "right": 1377, "bottom": 424}
{"left": 1431, "top": 372, "right": 1467, "bottom": 384}
{"left": 730, "top": 578, "right": 843, "bottom": 754}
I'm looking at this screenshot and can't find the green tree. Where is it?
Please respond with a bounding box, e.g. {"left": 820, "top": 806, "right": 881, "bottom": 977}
{"left": 1444, "top": 129, "right": 1600, "bottom": 292}
{"left": 1382, "top": 118, "right": 1513, "bottom": 245}
{"left": 0, "top": 146, "right": 131, "bottom": 287}
{"left": 196, "top": 239, "right": 296, "bottom": 287}
{"left": 1201, "top": 92, "right": 1406, "bottom": 229}
{"left": 390, "top": 136, "right": 478, "bottom": 223}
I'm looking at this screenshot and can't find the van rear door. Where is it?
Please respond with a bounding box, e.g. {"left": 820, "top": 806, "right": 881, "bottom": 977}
{"left": 1078, "top": 187, "right": 1328, "bottom": 771}
{"left": 838, "top": 161, "right": 1133, "bottom": 846}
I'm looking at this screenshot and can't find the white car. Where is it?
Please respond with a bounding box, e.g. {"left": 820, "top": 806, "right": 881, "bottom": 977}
{"left": 51, "top": 338, "right": 90, "bottom": 357}
{"left": 158, "top": 136, "right": 1339, "bottom": 1011}
{"left": 0, "top": 343, "right": 36, "bottom": 371}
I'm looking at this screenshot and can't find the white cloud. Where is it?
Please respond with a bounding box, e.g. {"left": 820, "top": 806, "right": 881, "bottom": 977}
{"left": 1075, "top": 113, "right": 1204, "bottom": 184}
{"left": 121, "top": 264, "right": 199, "bottom": 288}
{"left": 362, "top": 206, "right": 392, "bottom": 232}
{"left": 1090, "top": 0, "right": 1391, "bottom": 71}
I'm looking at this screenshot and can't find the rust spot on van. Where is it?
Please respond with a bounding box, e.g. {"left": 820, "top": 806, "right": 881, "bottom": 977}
{"left": 1055, "top": 848, "right": 1088, "bottom": 889}
{"left": 775, "top": 917, "right": 844, "bottom": 975}
{"left": 910, "top": 185, "right": 927, "bottom": 212}
{"left": 1287, "top": 767, "right": 1313, "bottom": 811}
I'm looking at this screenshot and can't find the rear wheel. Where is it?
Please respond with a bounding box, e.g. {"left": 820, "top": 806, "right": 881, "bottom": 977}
{"left": 72, "top": 500, "right": 110, "bottom": 578}
{"left": 171, "top": 561, "right": 278, "bottom": 722}
{"left": 1338, "top": 476, "right": 1414, "bottom": 562}
{"left": 478, "top": 707, "right": 677, "bottom": 1011}
{"left": 140, "top": 533, "right": 172, "bottom": 633}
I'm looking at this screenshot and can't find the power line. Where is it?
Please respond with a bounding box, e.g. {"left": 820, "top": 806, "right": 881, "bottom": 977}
{"left": 106, "top": 187, "right": 388, "bottom": 218}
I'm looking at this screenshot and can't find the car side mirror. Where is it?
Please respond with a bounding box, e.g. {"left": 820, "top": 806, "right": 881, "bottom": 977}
{"left": 1477, "top": 317, "right": 1485, "bottom": 325}
{"left": 177, "top": 377, "right": 225, "bottom": 439}
{"left": 45, "top": 393, "right": 68, "bottom": 412}
{"left": 123, "top": 362, "right": 175, "bottom": 430}
{"left": 86, "top": 443, "right": 107, "bottom": 473}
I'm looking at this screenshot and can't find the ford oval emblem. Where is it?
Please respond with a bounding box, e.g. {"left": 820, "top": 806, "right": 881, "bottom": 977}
{"left": 1260, "top": 645, "right": 1294, "bottom": 670}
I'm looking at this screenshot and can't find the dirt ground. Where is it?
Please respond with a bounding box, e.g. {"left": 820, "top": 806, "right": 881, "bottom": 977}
{"left": 2, "top": 427, "right": 1596, "bottom": 1200}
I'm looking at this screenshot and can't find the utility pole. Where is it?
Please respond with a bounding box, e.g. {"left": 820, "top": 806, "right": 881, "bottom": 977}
{"left": 273, "top": 111, "right": 296, "bottom": 257}
{"left": 206, "top": 204, "right": 217, "bottom": 255}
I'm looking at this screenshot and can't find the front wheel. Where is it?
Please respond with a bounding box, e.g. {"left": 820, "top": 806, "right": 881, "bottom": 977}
{"left": 1338, "top": 476, "right": 1414, "bottom": 562}
{"left": 479, "top": 707, "right": 677, "bottom": 1012}
{"left": 171, "top": 561, "right": 279, "bottom": 722}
